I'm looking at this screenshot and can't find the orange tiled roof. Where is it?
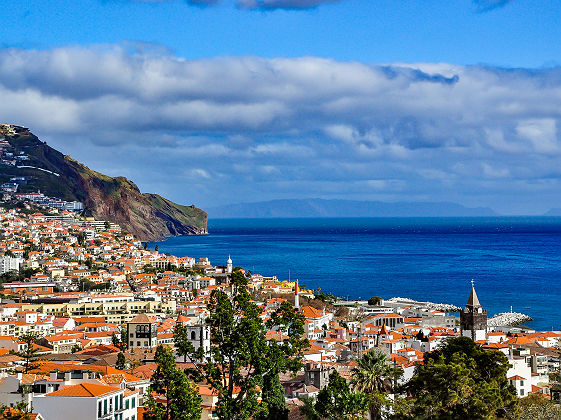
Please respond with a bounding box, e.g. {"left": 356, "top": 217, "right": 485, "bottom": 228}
{"left": 301, "top": 306, "right": 325, "bottom": 318}
{"left": 45, "top": 382, "right": 120, "bottom": 397}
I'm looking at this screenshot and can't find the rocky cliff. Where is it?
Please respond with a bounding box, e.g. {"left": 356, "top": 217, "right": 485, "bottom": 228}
{"left": 0, "top": 125, "right": 207, "bottom": 240}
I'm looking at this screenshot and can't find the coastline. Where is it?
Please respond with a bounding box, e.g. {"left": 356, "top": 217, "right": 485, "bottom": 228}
{"left": 151, "top": 217, "right": 561, "bottom": 331}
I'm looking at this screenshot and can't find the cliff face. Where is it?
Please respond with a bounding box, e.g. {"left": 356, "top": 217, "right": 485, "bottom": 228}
{"left": 0, "top": 125, "right": 207, "bottom": 240}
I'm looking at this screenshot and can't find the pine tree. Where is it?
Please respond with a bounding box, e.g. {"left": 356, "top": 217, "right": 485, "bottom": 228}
{"left": 173, "top": 322, "right": 192, "bottom": 363}
{"left": 183, "top": 270, "right": 309, "bottom": 420}
{"left": 144, "top": 345, "right": 202, "bottom": 420}
{"left": 257, "top": 372, "right": 289, "bottom": 420}
{"left": 120, "top": 329, "right": 128, "bottom": 350}
{"left": 15, "top": 331, "right": 42, "bottom": 373}
{"left": 116, "top": 352, "right": 126, "bottom": 370}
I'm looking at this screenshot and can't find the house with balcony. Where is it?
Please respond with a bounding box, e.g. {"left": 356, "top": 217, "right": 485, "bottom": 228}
{"left": 33, "top": 382, "right": 138, "bottom": 420}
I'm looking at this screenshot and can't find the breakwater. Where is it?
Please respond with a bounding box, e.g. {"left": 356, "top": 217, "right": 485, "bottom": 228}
{"left": 488, "top": 312, "right": 533, "bottom": 327}
{"left": 386, "top": 297, "right": 461, "bottom": 312}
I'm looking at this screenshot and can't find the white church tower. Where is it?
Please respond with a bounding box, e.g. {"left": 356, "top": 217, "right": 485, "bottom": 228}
{"left": 227, "top": 255, "right": 233, "bottom": 274}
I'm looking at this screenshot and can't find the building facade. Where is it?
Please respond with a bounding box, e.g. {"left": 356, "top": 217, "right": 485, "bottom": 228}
{"left": 127, "top": 313, "right": 158, "bottom": 349}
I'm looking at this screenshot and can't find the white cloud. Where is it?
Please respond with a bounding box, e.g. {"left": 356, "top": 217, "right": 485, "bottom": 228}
{"left": 516, "top": 118, "right": 559, "bottom": 153}
{"left": 1, "top": 45, "right": 561, "bottom": 213}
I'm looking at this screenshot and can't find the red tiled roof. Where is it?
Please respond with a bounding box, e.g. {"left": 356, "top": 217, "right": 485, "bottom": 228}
{"left": 45, "top": 382, "right": 120, "bottom": 398}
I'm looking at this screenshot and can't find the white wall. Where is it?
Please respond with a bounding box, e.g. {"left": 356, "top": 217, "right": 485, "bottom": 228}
{"left": 34, "top": 395, "right": 97, "bottom": 420}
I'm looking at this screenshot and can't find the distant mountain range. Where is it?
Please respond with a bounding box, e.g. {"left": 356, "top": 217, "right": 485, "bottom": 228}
{"left": 207, "top": 199, "right": 499, "bottom": 218}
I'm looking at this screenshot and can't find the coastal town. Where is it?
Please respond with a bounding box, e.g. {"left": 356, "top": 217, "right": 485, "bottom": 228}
{"left": 0, "top": 196, "right": 560, "bottom": 419}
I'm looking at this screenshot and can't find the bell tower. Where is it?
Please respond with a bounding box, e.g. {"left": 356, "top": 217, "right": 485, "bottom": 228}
{"left": 460, "top": 280, "right": 487, "bottom": 341}
{"left": 227, "top": 255, "right": 233, "bottom": 275}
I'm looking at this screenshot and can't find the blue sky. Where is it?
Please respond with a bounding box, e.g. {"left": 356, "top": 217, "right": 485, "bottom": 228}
{"left": 4, "top": 0, "right": 561, "bottom": 67}
{"left": 2, "top": 0, "right": 561, "bottom": 214}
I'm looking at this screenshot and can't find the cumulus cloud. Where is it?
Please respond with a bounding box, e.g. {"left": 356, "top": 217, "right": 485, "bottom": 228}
{"left": 1, "top": 46, "right": 561, "bottom": 213}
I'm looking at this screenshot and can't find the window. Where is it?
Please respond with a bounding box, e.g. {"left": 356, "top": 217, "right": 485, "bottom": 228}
{"left": 98, "top": 401, "right": 102, "bottom": 417}
{"left": 104, "top": 399, "right": 108, "bottom": 415}
{"left": 132, "top": 398, "right": 136, "bottom": 408}
{"left": 520, "top": 389, "right": 524, "bottom": 396}
{"left": 191, "top": 331, "right": 196, "bottom": 340}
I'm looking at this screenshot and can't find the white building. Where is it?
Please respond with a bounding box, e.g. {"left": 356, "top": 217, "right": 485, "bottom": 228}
{"left": 506, "top": 352, "right": 532, "bottom": 398}
{"left": 33, "top": 382, "right": 138, "bottom": 420}
{"left": 0, "top": 255, "right": 23, "bottom": 274}
{"left": 175, "top": 315, "right": 211, "bottom": 362}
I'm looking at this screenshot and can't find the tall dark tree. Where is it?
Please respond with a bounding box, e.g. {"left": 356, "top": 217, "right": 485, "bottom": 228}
{"left": 257, "top": 372, "right": 289, "bottom": 420}
{"left": 144, "top": 345, "right": 202, "bottom": 420}
{"left": 315, "top": 370, "right": 368, "bottom": 420}
{"left": 15, "top": 331, "right": 42, "bottom": 373}
{"left": 404, "top": 336, "right": 518, "bottom": 419}
{"left": 111, "top": 331, "right": 127, "bottom": 351}
{"left": 183, "top": 270, "right": 308, "bottom": 420}
{"left": 116, "top": 352, "right": 126, "bottom": 370}
{"left": 173, "top": 322, "right": 191, "bottom": 363}
{"left": 120, "top": 328, "right": 128, "bottom": 349}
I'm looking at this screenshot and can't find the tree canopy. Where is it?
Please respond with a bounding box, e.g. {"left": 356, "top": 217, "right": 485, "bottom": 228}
{"left": 182, "top": 270, "right": 309, "bottom": 420}
{"left": 367, "top": 296, "right": 383, "bottom": 306}
{"left": 404, "top": 336, "right": 518, "bottom": 419}
{"left": 144, "top": 345, "right": 202, "bottom": 420}
{"left": 516, "top": 393, "right": 561, "bottom": 420}
{"left": 351, "top": 349, "right": 401, "bottom": 419}
{"left": 314, "top": 370, "right": 368, "bottom": 420}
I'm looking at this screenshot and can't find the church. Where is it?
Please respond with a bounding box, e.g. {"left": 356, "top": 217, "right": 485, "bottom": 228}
{"left": 460, "top": 282, "right": 488, "bottom": 341}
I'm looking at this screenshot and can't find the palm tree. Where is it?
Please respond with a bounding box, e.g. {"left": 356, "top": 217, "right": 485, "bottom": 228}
{"left": 350, "top": 349, "right": 400, "bottom": 419}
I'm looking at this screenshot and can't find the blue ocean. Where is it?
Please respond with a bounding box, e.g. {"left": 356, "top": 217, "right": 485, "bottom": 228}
{"left": 150, "top": 217, "right": 561, "bottom": 331}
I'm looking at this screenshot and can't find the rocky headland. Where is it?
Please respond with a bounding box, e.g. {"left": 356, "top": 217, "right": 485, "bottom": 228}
{"left": 0, "top": 124, "right": 207, "bottom": 241}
